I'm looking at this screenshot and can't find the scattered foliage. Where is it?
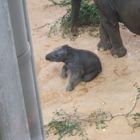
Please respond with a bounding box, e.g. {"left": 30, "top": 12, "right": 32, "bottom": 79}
{"left": 47, "top": 0, "right": 100, "bottom": 37}
{"left": 132, "top": 113, "right": 140, "bottom": 128}
{"left": 45, "top": 109, "right": 88, "bottom": 140}
{"left": 45, "top": 109, "right": 111, "bottom": 139}
{"left": 48, "top": 0, "right": 71, "bottom": 6}
{"left": 45, "top": 88, "right": 140, "bottom": 139}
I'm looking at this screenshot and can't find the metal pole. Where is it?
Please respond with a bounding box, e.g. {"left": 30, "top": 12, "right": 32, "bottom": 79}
{"left": 7, "top": 0, "right": 44, "bottom": 139}
{"left": 22, "top": 0, "right": 45, "bottom": 138}
{"left": 0, "top": 0, "right": 31, "bottom": 139}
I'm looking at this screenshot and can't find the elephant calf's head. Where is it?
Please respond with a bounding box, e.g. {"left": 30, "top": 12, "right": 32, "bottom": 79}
{"left": 45, "top": 45, "right": 71, "bottom": 62}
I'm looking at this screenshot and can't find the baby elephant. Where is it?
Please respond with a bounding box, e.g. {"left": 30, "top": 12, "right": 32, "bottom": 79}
{"left": 45, "top": 45, "right": 102, "bottom": 91}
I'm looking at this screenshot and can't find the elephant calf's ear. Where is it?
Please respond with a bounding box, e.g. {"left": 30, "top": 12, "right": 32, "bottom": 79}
{"left": 60, "top": 45, "right": 70, "bottom": 53}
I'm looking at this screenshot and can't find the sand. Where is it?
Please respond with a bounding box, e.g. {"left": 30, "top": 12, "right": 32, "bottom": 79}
{"left": 27, "top": 0, "right": 140, "bottom": 139}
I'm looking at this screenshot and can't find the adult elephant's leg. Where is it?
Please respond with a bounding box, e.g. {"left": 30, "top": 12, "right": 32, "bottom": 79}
{"left": 71, "top": 0, "right": 81, "bottom": 35}
{"left": 103, "top": 21, "right": 127, "bottom": 57}
{"left": 95, "top": 0, "right": 126, "bottom": 57}
{"left": 98, "top": 23, "right": 112, "bottom": 51}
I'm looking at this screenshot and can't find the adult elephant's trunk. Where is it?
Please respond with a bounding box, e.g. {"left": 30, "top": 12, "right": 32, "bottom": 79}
{"left": 71, "top": 0, "right": 81, "bottom": 35}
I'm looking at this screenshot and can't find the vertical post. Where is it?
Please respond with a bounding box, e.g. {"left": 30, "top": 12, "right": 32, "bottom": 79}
{"left": 7, "top": 0, "right": 44, "bottom": 140}
{"left": 0, "top": 0, "right": 31, "bottom": 139}
{"left": 22, "top": 0, "right": 45, "bottom": 138}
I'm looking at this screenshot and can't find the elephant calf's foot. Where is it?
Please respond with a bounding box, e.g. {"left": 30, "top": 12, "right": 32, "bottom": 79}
{"left": 61, "top": 72, "right": 67, "bottom": 79}
{"left": 66, "top": 84, "right": 74, "bottom": 92}
{"left": 97, "top": 41, "right": 112, "bottom": 51}
{"left": 111, "top": 46, "right": 127, "bottom": 58}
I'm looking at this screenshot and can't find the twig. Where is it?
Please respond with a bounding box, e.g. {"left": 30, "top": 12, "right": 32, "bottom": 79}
{"left": 112, "top": 93, "right": 140, "bottom": 119}
{"left": 33, "top": 23, "right": 49, "bottom": 30}
{"left": 48, "top": 0, "right": 71, "bottom": 6}
{"left": 46, "top": 89, "right": 140, "bottom": 140}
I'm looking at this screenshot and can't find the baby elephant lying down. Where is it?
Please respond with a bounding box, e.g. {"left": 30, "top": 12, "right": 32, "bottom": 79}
{"left": 45, "top": 45, "right": 102, "bottom": 91}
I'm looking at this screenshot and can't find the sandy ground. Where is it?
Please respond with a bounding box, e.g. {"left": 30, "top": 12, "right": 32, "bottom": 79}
{"left": 27, "top": 0, "right": 140, "bottom": 139}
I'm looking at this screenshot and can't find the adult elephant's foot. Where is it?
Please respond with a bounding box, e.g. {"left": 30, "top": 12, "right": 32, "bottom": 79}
{"left": 97, "top": 40, "right": 112, "bottom": 51}
{"left": 111, "top": 46, "right": 127, "bottom": 58}
{"left": 71, "top": 25, "right": 78, "bottom": 36}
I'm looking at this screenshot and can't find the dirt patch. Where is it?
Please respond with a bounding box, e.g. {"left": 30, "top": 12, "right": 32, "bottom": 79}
{"left": 27, "top": 0, "right": 140, "bottom": 139}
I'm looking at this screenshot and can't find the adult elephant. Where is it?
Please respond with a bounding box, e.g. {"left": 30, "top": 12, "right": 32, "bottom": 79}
{"left": 71, "top": 0, "right": 140, "bottom": 57}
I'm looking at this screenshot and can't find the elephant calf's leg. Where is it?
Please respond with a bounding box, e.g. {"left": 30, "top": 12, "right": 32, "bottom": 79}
{"left": 61, "top": 65, "right": 67, "bottom": 79}
{"left": 82, "top": 71, "right": 100, "bottom": 82}
{"left": 66, "top": 67, "right": 83, "bottom": 91}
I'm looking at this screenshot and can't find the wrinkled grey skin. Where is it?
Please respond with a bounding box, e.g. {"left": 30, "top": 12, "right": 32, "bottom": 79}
{"left": 71, "top": 0, "right": 140, "bottom": 57}
{"left": 45, "top": 45, "right": 102, "bottom": 91}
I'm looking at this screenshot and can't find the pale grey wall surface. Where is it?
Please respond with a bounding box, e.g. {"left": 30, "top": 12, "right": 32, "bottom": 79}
{"left": 0, "top": 0, "right": 31, "bottom": 139}
{"left": 0, "top": 0, "right": 44, "bottom": 139}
